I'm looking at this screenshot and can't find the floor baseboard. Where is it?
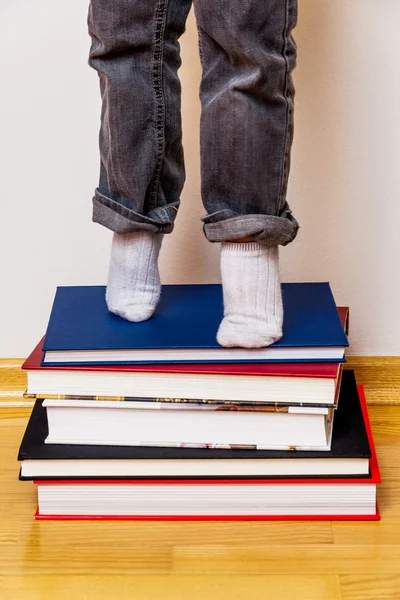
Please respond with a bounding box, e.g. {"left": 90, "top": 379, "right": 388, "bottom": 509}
{"left": 1, "top": 357, "right": 400, "bottom": 408}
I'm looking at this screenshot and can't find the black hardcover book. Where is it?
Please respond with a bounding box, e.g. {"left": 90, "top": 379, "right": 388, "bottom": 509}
{"left": 18, "top": 371, "right": 371, "bottom": 480}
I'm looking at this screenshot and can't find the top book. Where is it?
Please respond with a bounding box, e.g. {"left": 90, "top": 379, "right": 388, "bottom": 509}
{"left": 41, "top": 283, "right": 349, "bottom": 366}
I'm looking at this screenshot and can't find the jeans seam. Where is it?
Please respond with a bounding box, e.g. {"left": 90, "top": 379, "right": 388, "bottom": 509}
{"left": 149, "top": 0, "right": 169, "bottom": 212}
{"left": 277, "top": 0, "right": 291, "bottom": 213}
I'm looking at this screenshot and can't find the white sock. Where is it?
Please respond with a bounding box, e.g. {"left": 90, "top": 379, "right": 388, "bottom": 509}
{"left": 106, "top": 231, "right": 163, "bottom": 322}
{"left": 217, "top": 242, "right": 283, "bottom": 348}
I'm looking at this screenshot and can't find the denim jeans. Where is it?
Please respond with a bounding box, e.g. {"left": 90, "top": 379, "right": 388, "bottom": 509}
{"left": 87, "top": 0, "right": 299, "bottom": 245}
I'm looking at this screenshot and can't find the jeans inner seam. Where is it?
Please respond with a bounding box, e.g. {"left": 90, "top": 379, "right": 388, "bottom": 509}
{"left": 149, "top": 0, "right": 169, "bottom": 212}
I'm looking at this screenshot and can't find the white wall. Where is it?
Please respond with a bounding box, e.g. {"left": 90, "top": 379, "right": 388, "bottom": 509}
{"left": 1, "top": 0, "right": 399, "bottom": 357}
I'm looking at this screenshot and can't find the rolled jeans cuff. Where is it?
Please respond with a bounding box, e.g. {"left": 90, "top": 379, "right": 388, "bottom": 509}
{"left": 201, "top": 208, "right": 300, "bottom": 246}
{"left": 92, "top": 189, "right": 180, "bottom": 234}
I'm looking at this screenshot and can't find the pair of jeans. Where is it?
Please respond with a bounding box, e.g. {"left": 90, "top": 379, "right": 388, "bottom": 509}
{"left": 87, "top": 0, "right": 299, "bottom": 245}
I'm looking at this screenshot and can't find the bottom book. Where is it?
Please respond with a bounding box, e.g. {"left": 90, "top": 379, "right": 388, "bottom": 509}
{"left": 34, "top": 479, "right": 380, "bottom": 520}
{"left": 33, "top": 385, "right": 380, "bottom": 521}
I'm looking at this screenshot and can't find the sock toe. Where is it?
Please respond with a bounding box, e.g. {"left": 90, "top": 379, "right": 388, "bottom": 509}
{"left": 106, "top": 291, "right": 160, "bottom": 323}
{"left": 217, "top": 317, "right": 282, "bottom": 348}
{"left": 121, "top": 305, "right": 158, "bottom": 323}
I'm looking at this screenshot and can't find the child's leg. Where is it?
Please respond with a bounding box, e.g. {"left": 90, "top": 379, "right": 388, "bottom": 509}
{"left": 87, "top": 0, "right": 192, "bottom": 321}
{"left": 193, "top": 0, "right": 299, "bottom": 347}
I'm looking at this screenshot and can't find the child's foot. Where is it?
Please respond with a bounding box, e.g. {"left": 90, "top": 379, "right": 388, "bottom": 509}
{"left": 106, "top": 231, "right": 163, "bottom": 322}
{"left": 217, "top": 242, "right": 283, "bottom": 348}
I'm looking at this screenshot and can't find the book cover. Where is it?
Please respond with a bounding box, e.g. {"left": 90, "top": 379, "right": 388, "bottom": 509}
{"left": 41, "top": 283, "right": 349, "bottom": 365}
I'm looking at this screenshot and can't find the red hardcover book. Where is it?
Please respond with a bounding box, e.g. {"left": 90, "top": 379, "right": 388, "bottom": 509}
{"left": 34, "top": 383, "right": 380, "bottom": 521}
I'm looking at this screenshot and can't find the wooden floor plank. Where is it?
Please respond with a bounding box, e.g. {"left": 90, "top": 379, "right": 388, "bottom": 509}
{"left": 368, "top": 407, "right": 400, "bottom": 445}
{"left": 339, "top": 574, "right": 400, "bottom": 599}
{"left": 0, "top": 575, "right": 343, "bottom": 600}
{"left": 333, "top": 520, "right": 400, "bottom": 545}
{"left": 2, "top": 515, "right": 334, "bottom": 547}
{"left": 171, "top": 544, "right": 400, "bottom": 575}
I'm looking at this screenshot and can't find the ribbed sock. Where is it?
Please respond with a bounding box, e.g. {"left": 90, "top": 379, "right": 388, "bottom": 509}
{"left": 105, "top": 231, "right": 163, "bottom": 322}
{"left": 217, "top": 242, "right": 283, "bottom": 348}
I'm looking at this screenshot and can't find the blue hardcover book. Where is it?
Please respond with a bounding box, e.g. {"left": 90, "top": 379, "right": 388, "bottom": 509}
{"left": 41, "top": 283, "right": 348, "bottom": 366}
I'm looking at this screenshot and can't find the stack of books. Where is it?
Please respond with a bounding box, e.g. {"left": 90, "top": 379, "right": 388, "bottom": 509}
{"left": 18, "top": 283, "right": 380, "bottom": 520}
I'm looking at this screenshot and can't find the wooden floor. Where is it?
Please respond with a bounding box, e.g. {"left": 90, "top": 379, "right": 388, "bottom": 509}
{"left": 1, "top": 402, "right": 400, "bottom": 600}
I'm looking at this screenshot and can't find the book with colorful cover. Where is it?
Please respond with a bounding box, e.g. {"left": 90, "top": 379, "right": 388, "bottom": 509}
{"left": 40, "top": 283, "right": 349, "bottom": 365}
